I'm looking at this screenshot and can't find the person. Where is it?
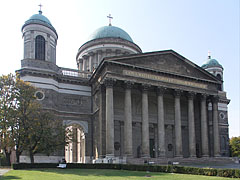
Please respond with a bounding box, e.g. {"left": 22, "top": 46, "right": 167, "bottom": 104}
{"left": 61, "top": 158, "right": 66, "bottom": 164}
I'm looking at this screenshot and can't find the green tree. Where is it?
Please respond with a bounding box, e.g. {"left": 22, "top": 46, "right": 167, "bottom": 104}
{"left": 0, "top": 74, "right": 18, "bottom": 165}
{"left": 0, "top": 74, "right": 67, "bottom": 164}
{"left": 230, "top": 136, "right": 240, "bottom": 157}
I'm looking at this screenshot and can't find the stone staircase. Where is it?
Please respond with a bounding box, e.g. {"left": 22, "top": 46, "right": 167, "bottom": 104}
{"left": 127, "top": 157, "right": 239, "bottom": 167}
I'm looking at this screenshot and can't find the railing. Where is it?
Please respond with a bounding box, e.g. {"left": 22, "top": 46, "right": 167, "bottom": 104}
{"left": 59, "top": 67, "right": 92, "bottom": 79}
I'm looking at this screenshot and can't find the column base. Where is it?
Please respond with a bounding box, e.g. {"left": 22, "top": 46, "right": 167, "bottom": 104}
{"left": 141, "top": 155, "right": 150, "bottom": 158}
{"left": 214, "top": 154, "right": 221, "bottom": 157}
{"left": 124, "top": 154, "right": 133, "bottom": 158}
{"left": 189, "top": 155, "right": 197, "bottom": 158}
{"left": 202, "top": 155, "right": 209, "bottom": 158}
{"left": 174, "top": 155, "right": 183, "bottom": 158}
{"left": 106, "top": 154, "right": 114, "bottom": 158}
{"left": 158, "top": 151, "right": 166, "bottom": 158}
{"left": 158, "top": 155, "right": 166, "bottom": 158}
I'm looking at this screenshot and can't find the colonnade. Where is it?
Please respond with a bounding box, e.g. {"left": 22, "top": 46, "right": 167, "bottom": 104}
{"left": 77, "top": 50, "right": 130, "bottom": 72}
{"left": 103, "top": 78, "right": 220, "bottom": 158}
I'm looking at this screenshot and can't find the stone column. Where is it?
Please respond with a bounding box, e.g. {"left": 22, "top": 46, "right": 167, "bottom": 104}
{"left": 98, "top": 85, "right": 104, "bottom": 157}
{"left": 106, "top": 49, "right": 112, "bottom": 57}
{"left": 157, "top": 87, "right": 166, "bottom": 157}
{"left": 141, "top": 84, "right": 150, "bottom": 158}
{"left": 115, "top": 49, "right": 121, "bottom": 56}
{"left": 105, "top": 78, "right": 115, "bottom": 157}
{"left": 201, "top": 94, "right": 209, "bottom": 157}
{"left": 97, "top": 50, "right": 102, "bottom": 64}
{"left": 82, "top": 55, "right": 88, "bottom": 71}
{"left": 174, "top": 90, "right": 183, "bottom": 157}
{"left": 88, "top": 52, "right": 94, "bottom": 72}
{"left": 212, "top": 96, "right": 220, "bottom": 157}
{"left": 188, "top": 92, "right": 196, "bottom": 157}
{"left": 72, "top": 127, "right": 77, "bottom": 162}
{"left": 78, "top": 58, "right": 83, "bottom": 71}
{"left": 124, "top": 81, "right": 133, "bottom": 157}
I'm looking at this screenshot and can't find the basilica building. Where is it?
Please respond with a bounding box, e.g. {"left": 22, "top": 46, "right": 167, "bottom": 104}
{"left": 18, "top": 9, "right": 230, "bottom": 164}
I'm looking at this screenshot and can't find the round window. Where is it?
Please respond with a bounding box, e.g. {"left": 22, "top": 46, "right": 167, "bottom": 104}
{"left": 219, "top": 112, "right": 225, "bottom": 120}
{"left": 35, "top": 91, "right": 45, "bottom": 101}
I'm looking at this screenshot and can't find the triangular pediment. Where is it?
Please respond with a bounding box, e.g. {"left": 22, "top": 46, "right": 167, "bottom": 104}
{"left": 106, "top": 50, "right": 219, "bottom": 82}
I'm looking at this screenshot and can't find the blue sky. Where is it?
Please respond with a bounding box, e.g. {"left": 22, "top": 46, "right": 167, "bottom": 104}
{"left": 0, "top": 0, "right": 239, "bottom": 137}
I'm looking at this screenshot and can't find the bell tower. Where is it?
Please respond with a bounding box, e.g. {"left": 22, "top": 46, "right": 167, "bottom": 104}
{"left": 202, "top": 52, "right": 224, "bottom": 91}
{"left": 21, "top": 6, "right": 58, "bottom": 64}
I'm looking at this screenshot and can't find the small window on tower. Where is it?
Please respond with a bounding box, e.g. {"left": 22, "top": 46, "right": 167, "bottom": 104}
{"left": 35, "top": 35, "right": 45, "bottom": 60}
{"left": 216, "top": 74, "right": 222, "bottom": 80}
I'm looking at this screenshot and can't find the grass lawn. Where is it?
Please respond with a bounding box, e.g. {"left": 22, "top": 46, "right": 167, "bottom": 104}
{"left": 1, "top": 169, "right": 236, "bottom": 180}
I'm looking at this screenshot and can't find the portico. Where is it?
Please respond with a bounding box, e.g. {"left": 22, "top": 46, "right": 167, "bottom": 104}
{"left": 92, "top": 50, "right": 225, "bottom": 160}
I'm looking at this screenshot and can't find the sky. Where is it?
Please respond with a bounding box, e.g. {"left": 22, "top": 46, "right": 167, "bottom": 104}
{"left": 0, "top": 0, "right": 239, "bottom": 137}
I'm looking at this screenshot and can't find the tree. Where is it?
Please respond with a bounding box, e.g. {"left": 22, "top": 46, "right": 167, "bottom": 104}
{"left": 0, "top": 74, "right": 18, "bottom": 165}
{"left": 230, "top": 136, "right": 240, "bottom": 157}
{"left": 0, "top": 74, "right": 67, "bottom": 164}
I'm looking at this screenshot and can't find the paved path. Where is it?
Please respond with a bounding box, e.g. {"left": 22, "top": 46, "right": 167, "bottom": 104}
{"left": 0, "top": 168, "right": 11, "bottom": 176}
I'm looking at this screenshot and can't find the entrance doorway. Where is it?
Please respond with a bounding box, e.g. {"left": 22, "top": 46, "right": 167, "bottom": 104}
{"left": 150, "top": 139, "right": 155, "bottom": 158}
{"left": 65, "top": 125, "right": 86, "bottom": 163}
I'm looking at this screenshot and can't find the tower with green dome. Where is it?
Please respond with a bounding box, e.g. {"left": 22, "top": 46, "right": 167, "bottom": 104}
{"left": 202, "top": 52, "right": 224, "bottom": 91}
{"left": 22, "top": 8, "right": 58, "bottom": 64}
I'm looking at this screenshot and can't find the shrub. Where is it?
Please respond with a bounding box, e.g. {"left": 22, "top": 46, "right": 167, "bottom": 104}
{"left": 12, "top": 163, "right": 240, "bottom": 178}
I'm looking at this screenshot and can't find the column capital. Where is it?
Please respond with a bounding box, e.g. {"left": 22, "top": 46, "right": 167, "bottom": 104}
{"left": 97, "top": 50, "right": 103, "bottom": 54}
{"left": 187, "top": 91, "right": 196, "bottom": 100}
{"left": 83, "top": 55, "right": 89, "bottom": 59}
{"left": 88, "top": 52, "right": 95, "bottom": 56}
{"left": 124, "top": 81, "right": 134, "bottom": 89}
{"left": 200, "top": 93, "right": 208, "bottom": 100}
{"left": 78, "top": 58, "right": 83, "bottom": 63}
{"left": 106, "top": 49, "right": 112, "bottom": 53}
{"left": 115, "top": 49, "right": 121, "bottom": 54}
{"left": 142, "top": 84, "right": 151, "bottom": 92}
{"left": 174, "top": 89, "right": 182, "bottom": 98}
{"left": 104, "top": 78, "right": 115, "bottom": 88}
{"left": 212, "top": 95, "right": 219, "bottom": 103}
{"left": 157, "top": 87, "right": 166, "bottom": 96}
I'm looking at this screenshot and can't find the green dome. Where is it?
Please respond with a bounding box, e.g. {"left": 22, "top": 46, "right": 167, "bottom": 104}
{"left": 22, "top": 11, "right": 57, "bottom": 34}
{"left": 88, "top": 25, "right": 133, "bottom": 43}
{"left": 201, "top": 58, "right": 223, "bottom": 69}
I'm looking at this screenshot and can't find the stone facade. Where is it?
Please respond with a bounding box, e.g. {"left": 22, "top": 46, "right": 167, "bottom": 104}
{"left": 90, "top": 52, "right": 230, "bottom": 162}
{"left": 18, "top": 10, "right": 230, "bottom": 163}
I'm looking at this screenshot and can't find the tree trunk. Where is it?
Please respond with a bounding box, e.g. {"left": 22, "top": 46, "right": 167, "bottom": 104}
{"left": 29, "top": 151, "right": 34, "bottom": 164}
{"left": 16, "top": 150, "right": 22, "bottom": 163}
{"left": 4, "top": 151, "right": 11, "bottom": 166}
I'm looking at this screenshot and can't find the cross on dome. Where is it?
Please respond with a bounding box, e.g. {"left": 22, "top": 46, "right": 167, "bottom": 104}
{"left": 107, "top": 14, "right": 113, "bottom": 26}
{"left": 208, "top": 51, "right": 211, "bottom": 59}
{"left": 38, "top": 4, "right": 43, "bottom": 14}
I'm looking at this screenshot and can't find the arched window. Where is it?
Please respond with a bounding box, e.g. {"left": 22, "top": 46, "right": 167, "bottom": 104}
{"left": 35, "top": 35, "right": 45, "bottom": 60}
{"left": 216, "top": 74, "right": 222, "bottom": 80}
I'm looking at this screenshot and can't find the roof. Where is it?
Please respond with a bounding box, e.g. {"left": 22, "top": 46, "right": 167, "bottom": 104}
{"left": 22, "top": 10, "right": 57, "bottom": 35}
{"left": 87, "top": 25, "right": 133, "bottom": 43}
{"left": 201, "top": 57, "right": 223, "bottom": 69}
